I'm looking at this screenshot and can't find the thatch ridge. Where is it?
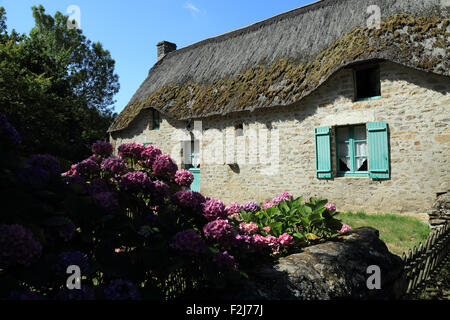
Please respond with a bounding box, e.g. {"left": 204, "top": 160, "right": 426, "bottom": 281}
{"left": 109, "top": 0, "right": 449, "bottom": 132}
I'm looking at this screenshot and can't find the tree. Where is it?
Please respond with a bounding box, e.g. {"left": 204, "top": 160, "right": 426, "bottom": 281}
{"left": 0, "top": 6, "right": 119, "bottom": 163}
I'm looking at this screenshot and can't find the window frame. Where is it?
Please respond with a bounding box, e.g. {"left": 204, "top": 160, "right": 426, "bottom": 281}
{"left": 335, "top": 124, "right": 369, "bottom": 177}
{"left": 353, "top": 64, "right": 381, "bottom": 102}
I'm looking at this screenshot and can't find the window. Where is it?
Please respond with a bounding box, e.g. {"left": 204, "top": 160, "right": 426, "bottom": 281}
{"left": 336, "top": 125, "right": 368, "bottom": 176}
{"left": 152, "top": 109, "right": 160, "bottom": 130}
{"left": 354, "top": 65, "right": 381, "bottom": 101}
{"left": 235, "top": 123, "right": 243, "bottom": 137}
{"left": 315, "top": 122, "right": 389, "bottom": 180}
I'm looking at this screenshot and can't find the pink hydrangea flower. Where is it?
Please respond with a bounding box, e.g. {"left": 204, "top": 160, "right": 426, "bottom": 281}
{"left": 338, "top": 224, "right": 352, "bottom": 234}
{"left": 174, "top": 170, "right": 194, "bottom": 187}
{"left": 325, "top": 203, "right": 337, "bottom": 212}
{"left": 225, "top": 202, "right": 243, "bottom": 216}
{"left": 62, "top": 164, "right": 79, "bottom": 177}
{"left": 278, "top": 233, "right": 294, "bottom": 246}
{"left": 251, "top": 234, "right": 266, "bottom": 250}
{"left": 203, "top": 198, "right": 227, "bottom": 221}
{"left": 272, "top": 191, "right": 293, "bottom": 205}
{"left": 262, "top": 226, "right": 271, "bottom": 232}
{"left": 262, "top": 201, "right": 275, "bottom": 209}
{"left": 238, "top": 222, "right": 259, "bottom": 235}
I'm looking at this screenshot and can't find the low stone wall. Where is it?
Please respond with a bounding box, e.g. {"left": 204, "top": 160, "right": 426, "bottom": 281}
{"left": 428, "top": 190, "right": 450, "bottom": 229}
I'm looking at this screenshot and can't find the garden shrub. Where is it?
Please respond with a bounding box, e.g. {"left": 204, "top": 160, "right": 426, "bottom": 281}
{"left": 0, "top": 114, "right": 347, "bottom": 300}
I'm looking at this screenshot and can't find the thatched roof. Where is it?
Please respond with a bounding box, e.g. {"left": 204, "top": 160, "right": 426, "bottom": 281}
{"left": 109, "top": 0, "right": 450, "bottom": 133}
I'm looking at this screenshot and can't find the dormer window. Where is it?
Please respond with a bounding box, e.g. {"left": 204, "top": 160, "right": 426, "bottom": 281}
{"left": 354, "top": 65, "right": 381, "bottom": 101}
{"left": 152, "top": 109, "right": 160, "bottom": 130}
{"left": 235, "top": 123, "right": 244, "bottom": 137}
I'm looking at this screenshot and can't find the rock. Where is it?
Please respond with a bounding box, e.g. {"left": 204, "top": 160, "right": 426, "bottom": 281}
{"left": 216, "top": 227, "right": 405, "bottom": 300}
{"left": 428, "top": 191, "right": 450, "bottom": 229}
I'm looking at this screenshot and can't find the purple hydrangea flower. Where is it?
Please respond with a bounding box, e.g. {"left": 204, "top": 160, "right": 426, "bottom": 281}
{"left": 19, "top": 166, "right": 50, "bottom": 185}
{"left": 170, "top": 231, "right": 206, "bottom": 256}
{"left": 235, "top": 234, "right": 254, "bottom": 250}
{"left": 212, "top": 251, "right": 238, "bottom": 270}
{"left": 225, "top": 202, "right": 242, "bottom": 216}
{"left": 87, "top": 154, "right": 103, "bottom": 165}
{"left": 140, "top": 144, "right": 162, "bottom": 167}
{"left": 27, "top": 154, "right": 61, "bottom": 177}
{"left": 55, "top": 286, "right": 95, "bottom": 300}
{"left": 174, "top": 170, "right": 194, "bottom": 187}
{"left": 0, "top": 114, "right": 21, "bottom": 147}
{"left": 203, "top": 219, "right": 236, "bottom": 249}
{"left": 104, "top": 279, "right": 140, "bottom": 300}
{"left": 8, "top": 290, "right": 41, "bottom": 300}
{"left": 93, "top": 192, "right": 120, "bottom": 211}
{"left": 149, "top": 180, "right": 170, "bottom": 204}
{"left": 203, "top": 198, "right": 227, "bottom": 221}
{"left": 101, "top": 157, "right": 127, "bottom": 175}
{"left": 53, "top": 251, "right": 89, "bottom": 276}
{"left": 86, "top": 178, "right": 110, "bottom": 195}
{"left": 118, "top": 142, "right": 145, "bottom": 159}
{"left": 152, "top": 154, "right": 178, "bottom": 180}
{"left": 76, "top": 159, "right": 100, "bottom": 176}
{"left": 92, "top": 140, "right": 113, "bottom": 157}
{"left": 242, "top": 201, "right": 261, "bottom": 213}
{"left": 57, "top": 220, "right": 77, "bottom": 242}
{"left": 119, "top": 171, "right": 149, "bottom": 193}
{"left": 0, "top": 224, "right": 41, "bottom": 268}
{"left": 172, "top": 190, "right": 205, "bottom": 211}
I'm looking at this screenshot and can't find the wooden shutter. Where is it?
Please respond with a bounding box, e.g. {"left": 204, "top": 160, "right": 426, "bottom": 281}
{"left": 367, "top": 122, "right": 390, "bottom": 179}
{"left": 315, "top": 126, "right": 332, "bottom": 179}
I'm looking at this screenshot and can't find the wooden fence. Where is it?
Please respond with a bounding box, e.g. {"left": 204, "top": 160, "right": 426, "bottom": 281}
{"left": 400, "top": 222, "right": 450, "bottom": 298}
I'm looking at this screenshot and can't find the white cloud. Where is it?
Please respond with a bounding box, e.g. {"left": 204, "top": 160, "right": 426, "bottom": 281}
{"left": 184, "top": 2, "right": 200, "bottom": 17}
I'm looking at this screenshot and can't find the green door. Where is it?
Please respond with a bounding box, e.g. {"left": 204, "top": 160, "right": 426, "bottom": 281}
{"left": 189, "top": 168, "right": 200, "bottom": 192}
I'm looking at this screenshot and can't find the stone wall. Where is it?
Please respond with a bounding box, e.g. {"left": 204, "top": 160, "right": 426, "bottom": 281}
{"left": 111, "top": 61, "right": 450, "bottom": 214}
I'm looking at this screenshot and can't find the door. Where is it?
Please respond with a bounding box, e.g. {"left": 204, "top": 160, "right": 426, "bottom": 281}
{"left": 183, "top": 139, "right": 200, "bottom": 192}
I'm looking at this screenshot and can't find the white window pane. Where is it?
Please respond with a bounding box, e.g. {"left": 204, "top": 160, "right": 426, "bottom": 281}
{"left": 355, "top": 141, "right": 367, "bottom": 157}
{"left": 354, "top": 126, "right": 366, "bottom": 140}
{"left": 338, "top": 143, "right": 350, "bottom": 157}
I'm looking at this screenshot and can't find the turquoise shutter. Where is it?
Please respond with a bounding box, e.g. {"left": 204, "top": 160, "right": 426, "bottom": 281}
{"left": 367, "top": 122, "right": 389, "bottom": 179}
{"left": 315, "top": 126, "right": 332, "bottom": 179}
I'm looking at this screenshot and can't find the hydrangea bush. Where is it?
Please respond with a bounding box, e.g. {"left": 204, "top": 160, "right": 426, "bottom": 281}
{"left": 0, "top": 115, "right": 346, "bottom": 300}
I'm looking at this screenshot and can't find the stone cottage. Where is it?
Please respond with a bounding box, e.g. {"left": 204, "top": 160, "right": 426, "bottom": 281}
{"left": 108, "top": 0, "right": 450, "bottom": 214}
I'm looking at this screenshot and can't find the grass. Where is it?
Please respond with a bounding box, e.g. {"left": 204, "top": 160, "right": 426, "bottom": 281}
{"left": 338, "top": 211, "right": 431, "bottom": 256}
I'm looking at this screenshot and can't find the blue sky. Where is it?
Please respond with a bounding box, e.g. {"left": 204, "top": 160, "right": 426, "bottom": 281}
{"left": 0, "top": 0, "right": 313, "bottom": 113}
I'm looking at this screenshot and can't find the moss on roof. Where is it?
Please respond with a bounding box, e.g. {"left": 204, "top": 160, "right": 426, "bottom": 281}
{"left": 110, "top": 13, "right": 449, "bottom": 132}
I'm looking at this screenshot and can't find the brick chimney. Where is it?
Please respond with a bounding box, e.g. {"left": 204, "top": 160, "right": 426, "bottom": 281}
{"left": 157, "top": 41, "right": 177, "bottom": 61}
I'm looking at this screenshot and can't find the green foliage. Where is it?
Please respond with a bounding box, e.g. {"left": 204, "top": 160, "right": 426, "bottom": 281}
{"left": 239, "top": 197, "right": 343, "bottom": 246}
{"left": 0, "top": 5, "right": 119, "bottom": 162}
